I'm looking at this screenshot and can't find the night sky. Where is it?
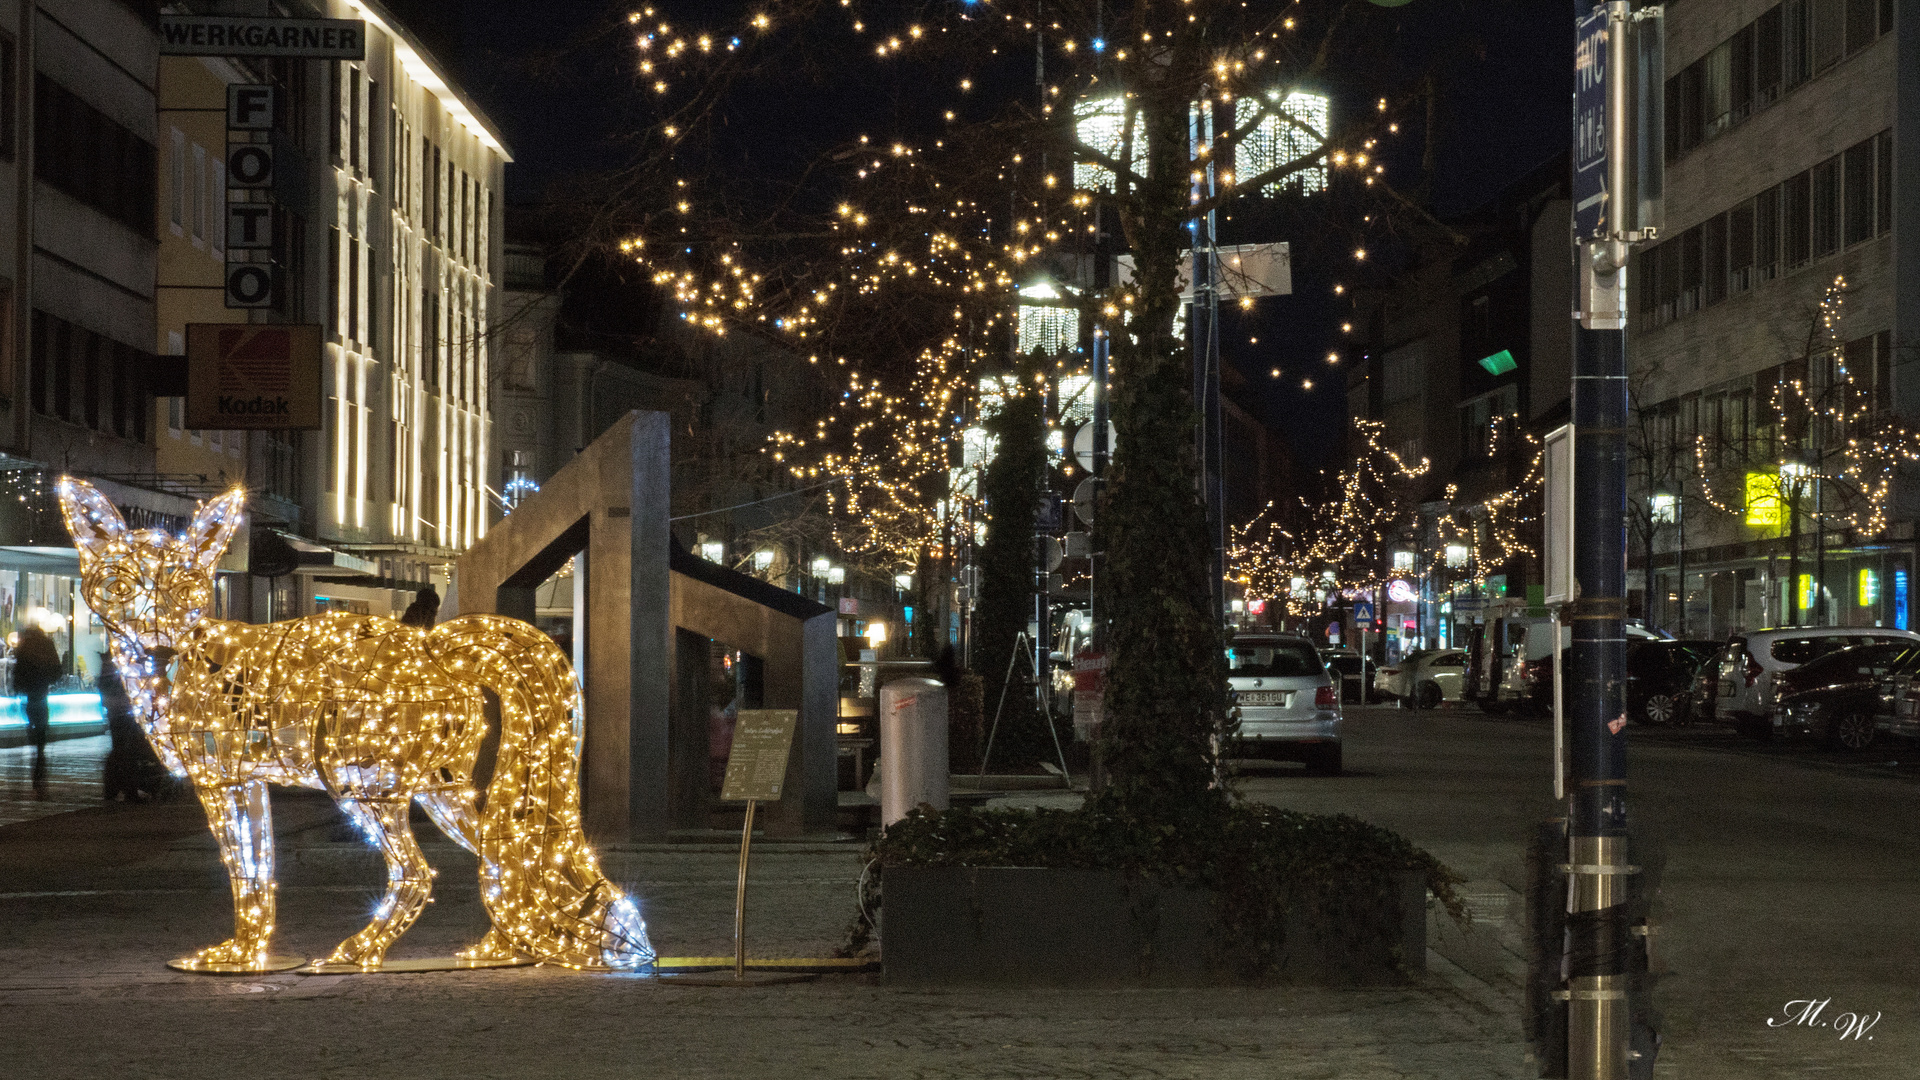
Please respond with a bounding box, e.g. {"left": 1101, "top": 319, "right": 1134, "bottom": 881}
{"left": 413, "top": 0, "right": 1572, "bottom": 473}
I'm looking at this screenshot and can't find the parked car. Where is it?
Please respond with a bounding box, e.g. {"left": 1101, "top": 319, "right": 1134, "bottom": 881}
{"left": 1320, "top": 648, "right": 1375, "bottom": 705}
{"left": 1505, "top": 621, "right": 1669, "bottom": 717}
{"left": 1625, "top": 639, "right": 1720, "bottom": 725}
{"left": 1375, "top": 649, "right": 1467, "bottom": 709}
{"left": 1775, "top": 642, "right": 1920, "bottom": 749}
{"left": 1713, "top": 627, "right": 1920, "bottom": 738}
{"left": 1225, "top": 634, "right": 1342, "bottom": 775}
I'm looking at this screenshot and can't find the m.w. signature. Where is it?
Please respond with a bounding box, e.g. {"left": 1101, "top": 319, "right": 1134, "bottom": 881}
{"left": 1767, "top": 998, "right": 1880, "bottom": 1041}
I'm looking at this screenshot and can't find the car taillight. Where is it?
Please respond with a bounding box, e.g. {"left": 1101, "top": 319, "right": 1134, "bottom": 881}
{"left": 1315, "top": 686, "right": 1338, "bottom": 708}
{"left": 1744, "top": 653, "right": 1763, "bottom": 687}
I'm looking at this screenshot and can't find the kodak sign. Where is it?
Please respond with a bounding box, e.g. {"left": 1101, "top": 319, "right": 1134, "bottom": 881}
{"left": 185, "top": 324, "right": 323, "bottom": 431}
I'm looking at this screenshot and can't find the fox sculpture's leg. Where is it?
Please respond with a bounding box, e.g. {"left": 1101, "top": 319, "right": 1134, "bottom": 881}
{"left": 415, "top": 788, "right": 519, "bottom": 962}
{"left": 327, "top": 798, "right": 435, "bottom": 967}
{"left": 192, "top": 780, "right": 280, "bottom": 968}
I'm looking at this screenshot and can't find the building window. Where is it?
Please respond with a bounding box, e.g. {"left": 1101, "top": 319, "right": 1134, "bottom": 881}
{"left": 36, "top": 75, "right": 157, "bottom": 234}
{"left": 328, "top": 226, "right": 342, "bottom": 340}
{"left": 1703, "top": 213, "right": 1728, "bottom": 307}
{"left": 330, "top": 62, "right": 345, "bottom": 162}
{"left": 1811, "top": 155, "right": 1840, "bottom": 258}
{"left": 169, "top": 130, "right": 184, "bottom": 230}
{"left": 190, "top": 143, "right": 206, "bottom": 241}
{"left": 1667, "top": 0, "right": 1890, "bottom": 164}
{"left": 1783, "top": 171, "right": 1811, "bottom": 267}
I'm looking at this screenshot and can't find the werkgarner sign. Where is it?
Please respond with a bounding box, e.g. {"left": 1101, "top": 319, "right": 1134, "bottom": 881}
{"left": 160, "top": 16, "right": 366, "bottom": 60}
{"left": 185, "top": 325, "right": 323, "bottom": 431}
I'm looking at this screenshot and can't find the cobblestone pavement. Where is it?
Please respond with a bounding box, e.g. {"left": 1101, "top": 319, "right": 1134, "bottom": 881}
{"left": 0, "top": 736, "right": 114, "bottom": 827}
{"left": 0, "top": 783, "right": 1531, "bottom": 1080}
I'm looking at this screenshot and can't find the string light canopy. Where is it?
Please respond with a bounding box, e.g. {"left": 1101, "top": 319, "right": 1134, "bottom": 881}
{"left": 56, "top": 479, "right": 653, "bottom": 975}
{"left": 609, "top": 0, "right": 1429, "bottom": 512}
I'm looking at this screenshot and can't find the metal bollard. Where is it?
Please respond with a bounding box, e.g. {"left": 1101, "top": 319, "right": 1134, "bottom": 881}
{"left": 879, "top": 677, "right": 949, "bottom": 828}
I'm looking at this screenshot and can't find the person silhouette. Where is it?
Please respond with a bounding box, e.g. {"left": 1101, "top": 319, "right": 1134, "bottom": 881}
{"left": 13, "top": 624, "right": 62, "bottom": 801}
{"left": 399, "top": 587, "right": 440, "bottom": 629}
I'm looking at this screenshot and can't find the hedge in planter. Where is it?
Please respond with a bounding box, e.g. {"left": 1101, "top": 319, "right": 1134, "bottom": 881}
{"left": 859, "top": 801, "right": 1465, "bottom": 985}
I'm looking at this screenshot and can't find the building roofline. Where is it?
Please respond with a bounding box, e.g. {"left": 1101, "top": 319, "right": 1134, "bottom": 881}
{"left": 343, "top": 0, "right": 513, "bottom": 162}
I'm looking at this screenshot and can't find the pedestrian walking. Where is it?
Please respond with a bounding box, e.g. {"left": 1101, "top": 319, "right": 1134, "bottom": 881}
{"left": 399, "top": 586, "right": 440, "bottom": 629}
{"left": 13, "top": 624, "right": 62, "bottom": 801}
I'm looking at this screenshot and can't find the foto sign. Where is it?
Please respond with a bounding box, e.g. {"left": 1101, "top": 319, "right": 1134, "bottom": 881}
{"left": 1572, "top": 4, "right": 1611, "bottom": 239}
{"left": 227, "top": 85, "right": 274, "bottom": 130}
{"left": 185, "top": 324, "right": 322, "bottom": 430}
{"left": 160, "top": 17, "right": 367, "bottom": 59}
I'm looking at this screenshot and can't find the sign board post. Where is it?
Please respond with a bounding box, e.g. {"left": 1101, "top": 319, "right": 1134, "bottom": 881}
{"left": 1558, "top": 6, "right": 1666, "bottom": 1080}
{"left": 670, "top": 710, "right": 814, "bottom": 986}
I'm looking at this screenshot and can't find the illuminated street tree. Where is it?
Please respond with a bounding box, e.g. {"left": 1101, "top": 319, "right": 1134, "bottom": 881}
{"left": 1678, "top": 276, "right": 1920, "bottom": 624}
{"left": 1231, "top": 419, "right": 1428, "bottom": 612}
{"left": 609, "top": 1, "right": 1449, "bottom": 812}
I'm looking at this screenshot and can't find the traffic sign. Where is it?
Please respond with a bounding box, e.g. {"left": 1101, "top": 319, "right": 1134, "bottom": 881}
{"left": 1354, "top": 601, "right": 1374, "bottom": 623}
{"left": 1072, "top": 477, "right": 1096, "bottom": 525}
{"left": 1073, "top": 422, "right": 1116, "bottom": 472}
{"left": 1572, "top": 5, "right": 1610, "bottom": 239}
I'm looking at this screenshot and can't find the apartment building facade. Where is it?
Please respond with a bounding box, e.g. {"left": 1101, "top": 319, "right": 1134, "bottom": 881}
{"left": 150, "top": 0, "right": 507, "bottom": 621}
{"left": 1629, "top": 0, "right": 1906, "bottom": 637}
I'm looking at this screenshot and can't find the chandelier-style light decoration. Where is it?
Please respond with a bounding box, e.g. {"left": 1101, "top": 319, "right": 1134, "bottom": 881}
{"left": 57, "top": 478, "right": 653, "bottom": 974}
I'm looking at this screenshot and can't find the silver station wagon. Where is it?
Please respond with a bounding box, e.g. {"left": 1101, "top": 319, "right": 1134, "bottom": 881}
{"left": 1227, "top": 634, "right": 1342, "bottom": 775}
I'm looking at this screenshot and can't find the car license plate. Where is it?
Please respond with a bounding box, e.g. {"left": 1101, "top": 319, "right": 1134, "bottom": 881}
{"left": 1238, "top": 691, "right": 1289, "bottom": 706}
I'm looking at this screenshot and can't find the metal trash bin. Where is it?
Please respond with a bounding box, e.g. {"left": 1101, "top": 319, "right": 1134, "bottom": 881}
{"left": 879, "top": 677, "right": 948, "bottom": 828}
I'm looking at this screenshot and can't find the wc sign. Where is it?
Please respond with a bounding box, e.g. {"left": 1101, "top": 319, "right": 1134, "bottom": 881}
{"left": 185, "top": 324, "right": 323, "bottom": 430}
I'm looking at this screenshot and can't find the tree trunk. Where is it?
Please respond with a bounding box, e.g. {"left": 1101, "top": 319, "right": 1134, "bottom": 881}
{"left": 1093, "top": 87, "right": 1231, "bottom": 815}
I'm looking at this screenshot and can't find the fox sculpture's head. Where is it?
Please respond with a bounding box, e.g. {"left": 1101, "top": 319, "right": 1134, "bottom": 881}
{"left": 56, "top": 478, "right": 246, "bottom": 663}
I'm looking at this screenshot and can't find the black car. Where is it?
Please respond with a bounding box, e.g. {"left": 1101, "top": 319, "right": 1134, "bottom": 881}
{"left": 1626, "top": 639, "right": 1720, "bottom": 725}
{"left": 1775, "top": 641, "right": 1920, "bottom": 750}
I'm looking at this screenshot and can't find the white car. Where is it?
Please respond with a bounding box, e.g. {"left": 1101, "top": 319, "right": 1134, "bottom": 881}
{"left": 1713, "top": 627, "right": 1920, "bottom": 737}
{"left": 1375, "top": 649, "right": 1467, "bottom": 710}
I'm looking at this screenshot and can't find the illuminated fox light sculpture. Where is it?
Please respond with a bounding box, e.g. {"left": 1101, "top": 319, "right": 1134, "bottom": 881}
{"left": 58, "top": 478, "right": 653, "bottom": 974}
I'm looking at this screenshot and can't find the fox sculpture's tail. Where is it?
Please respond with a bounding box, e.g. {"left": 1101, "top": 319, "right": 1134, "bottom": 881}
{"left": 428, "top": 615, "right": 653, "bottom": 970}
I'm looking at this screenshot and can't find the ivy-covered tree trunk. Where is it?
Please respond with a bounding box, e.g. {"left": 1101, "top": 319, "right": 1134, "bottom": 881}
{"left": 971, "top": 356, "right": 1051, "bottom": 771}
{"left": 1094, "top": 83, "right": 1231, "bottom": 816}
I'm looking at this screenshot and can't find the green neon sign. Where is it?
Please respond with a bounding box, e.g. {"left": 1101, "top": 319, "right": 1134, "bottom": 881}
{"left": 1477, "top": 349, "right": 1517, "bottom": 376}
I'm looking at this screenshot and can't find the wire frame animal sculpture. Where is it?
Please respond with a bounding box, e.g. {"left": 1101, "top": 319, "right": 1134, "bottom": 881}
{"left": 57, "top": 478, "right": 653, "bottom": 974}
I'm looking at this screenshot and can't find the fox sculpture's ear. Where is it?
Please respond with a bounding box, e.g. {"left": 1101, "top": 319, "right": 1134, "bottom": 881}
{"left": 57, "top": 478, "right": 128, "bottom": 561}
{"left": 183, "top": 488, "right": 248, "bottom": 571}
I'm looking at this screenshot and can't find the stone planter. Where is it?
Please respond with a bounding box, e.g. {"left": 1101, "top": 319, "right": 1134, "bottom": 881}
{"left": 881, "top": 866, "right": 1426, "bottom": 987}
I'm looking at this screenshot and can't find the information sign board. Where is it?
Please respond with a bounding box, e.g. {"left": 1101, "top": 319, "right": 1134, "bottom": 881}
{"left": 161, "top": 17, "right": 367, "bottom": 59}
{"left": 721, "top": 710, "right": 798, "bottom": 802}
{"left": 185, "top": 324, "right": 322, "bottom": 430}
{"left": 1572, "top": 5, "right": 1611, "bottom": 239}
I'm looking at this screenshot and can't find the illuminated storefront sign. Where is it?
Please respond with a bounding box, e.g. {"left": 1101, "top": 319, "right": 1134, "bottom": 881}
{"left": 1745, "top": 473, "right": 1783, "bottom": 527}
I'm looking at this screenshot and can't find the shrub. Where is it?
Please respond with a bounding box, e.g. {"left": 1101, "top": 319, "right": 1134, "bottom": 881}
{"left": 858, "top": 801, "right": 1465, "bottom": 978}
